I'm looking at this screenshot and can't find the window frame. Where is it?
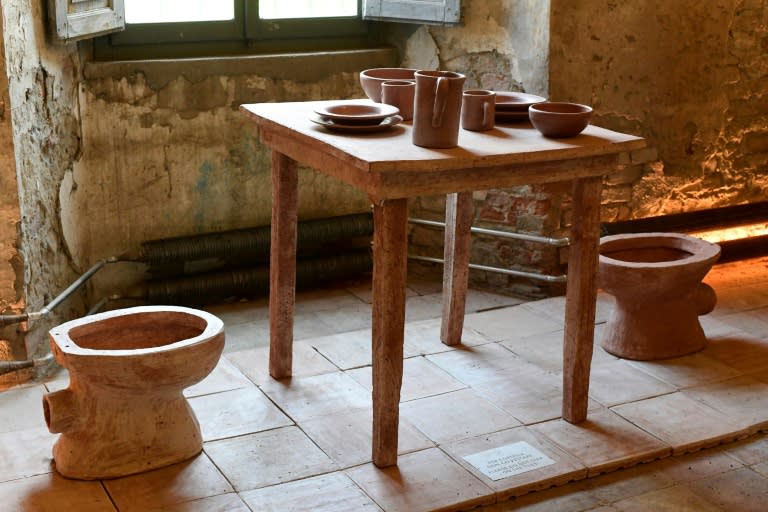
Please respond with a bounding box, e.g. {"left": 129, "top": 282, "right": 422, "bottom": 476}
{"left": 87, "top": 0, "right": 461, "bottom": 60}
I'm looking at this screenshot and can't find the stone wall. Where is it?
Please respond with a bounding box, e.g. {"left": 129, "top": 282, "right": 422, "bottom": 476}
{"left": 0, "top": 6, "right": 26, "bottom": 383}
{"left": 550, "top": 0, "right": 768, "bottom": 217}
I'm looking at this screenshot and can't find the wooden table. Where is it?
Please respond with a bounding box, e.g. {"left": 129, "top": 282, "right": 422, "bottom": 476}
{"left": 240, "top": 100, "right": 646, "bottom": 467}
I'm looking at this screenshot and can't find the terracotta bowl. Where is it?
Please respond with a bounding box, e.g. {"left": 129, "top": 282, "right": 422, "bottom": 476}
{"left": 359, "top": 68, "right": 418, "bottom": 102}
{"left": 528, "top": 102, "right": 593, "bottom": 138}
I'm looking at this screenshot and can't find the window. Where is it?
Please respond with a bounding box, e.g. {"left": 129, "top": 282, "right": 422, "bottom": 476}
{"left": 83, "top": 0, "right": 460, "bottom": 58}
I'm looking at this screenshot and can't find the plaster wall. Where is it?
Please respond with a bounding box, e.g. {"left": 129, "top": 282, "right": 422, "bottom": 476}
{"left": 1, "top": 0, "right": 84, "bottom": 362}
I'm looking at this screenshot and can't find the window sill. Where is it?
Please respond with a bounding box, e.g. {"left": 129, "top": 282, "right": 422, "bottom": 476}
{"left": 83, "top": 47, "right": 399, "bottom": 89}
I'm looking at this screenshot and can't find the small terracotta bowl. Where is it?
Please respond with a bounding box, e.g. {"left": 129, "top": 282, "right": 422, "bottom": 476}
{"left": 528, "top": 102, "right": 593, "bottom": 138}
{"left": 359, "top": 68, "right": 418, "bottom": 102}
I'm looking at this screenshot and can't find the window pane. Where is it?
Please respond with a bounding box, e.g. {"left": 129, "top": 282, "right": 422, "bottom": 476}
{"left": 125, "top": 0, "right": 235, "bottom": 24}
{"left": 259, "top": 0, "right": 358, "bottom": 20}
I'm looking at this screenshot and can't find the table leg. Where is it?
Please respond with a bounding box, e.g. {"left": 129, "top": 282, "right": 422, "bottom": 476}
{"left": 371, "top": 198, "right": 408, "bottom": 467}
{"left": 268, "top": 151, "right": 298, "bottom": 379}
{"left": 562, "top": 176, "right": 602, "bottom": 423}
{"left": 440, "top": 191, "right": 474, "bottom": 346}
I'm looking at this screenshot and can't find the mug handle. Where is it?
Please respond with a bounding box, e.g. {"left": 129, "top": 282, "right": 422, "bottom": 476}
{"left": 482, "top": 100, "right": 492, "bottom": 126}
{"left": 432, "top": 77, "right": 449, "bottom": 128}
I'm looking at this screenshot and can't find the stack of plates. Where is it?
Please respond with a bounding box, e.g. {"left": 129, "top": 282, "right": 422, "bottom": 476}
{"left": 311, "top": 103, "right": 403, "bottom": 133}
{"left": 494, "top": 92, "right": 547, "bottom": 122}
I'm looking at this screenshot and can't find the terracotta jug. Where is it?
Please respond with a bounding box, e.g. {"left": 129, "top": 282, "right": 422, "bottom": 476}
{"left": 412, "top": 70, "right": 466, "bottom": 148}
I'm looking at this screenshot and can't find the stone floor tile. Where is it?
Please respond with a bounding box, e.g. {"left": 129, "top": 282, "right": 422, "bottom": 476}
{"left": 403, "top": 317, "right": 492, "bottom": 355}
{"left": 501, "top": 330, "right": 616, "bottom": 374}
{"left": 400, "top": 388, "right": 521, "bottom": 444}
{"left": 104, "top": 453, "right": 232, "bottom": 512}
{"left": 471, "top": 362, "right": 602, "bottom": 425}
{"left": 347, "top": 356, "right": 466, "bottom": 402}
{"left": 686, "top": 467, "right": 768, "bottom": 512}
{"left": 683, "top": 375, "right": 768, "bottom": 432}
{"left": 226, "top": 340, "right": 338, "bottom": 385}
{"left": 305, "top": 329, "right": 373, "bottom": 370}
{"left": 426, "top": 342, "right": 525, "bottom": 388}
{"left": 184, "top": 357, "right": 253, "bottom": 398}
{"left": 293, "top": 286, "right": 369, "bottom": 315}
{"left": 240, "top": 472, "right": 383, "bottom": 512}
{"left": 587, "top": 359, "right": 676, "bottom": 407}
{"left": 442, "top": 426, "right": 587, "bottom": 500}
{"left": 611, "top": 392, "right": 748, "bottom": 455}
{"left": 701, "top": 334, "right": 768, "bottom": 374}
{"left": 708, "top": 283, "right": 768, "bottom": 316}
{"left": 204, "top": 426, "right": 337, "bottom": 491}
{"left": 610, "top": 485, "right": 723, "bottom": 512}
{"left": 258, "top": 371, "right": 370, "bottom": 421}
{"left": 150, "top": 493, "right": 251, "bottom": 512}
{"left": 189, "top": 386, "right": 293, "bottom": 442}
{"left": 581, "top": 461, "right": 676, "bottom": 503}
{"left": 300, "top": 408, "right": 433, "bottom": 468}
{"left": 654, "top": 446, "right": 743, "bottom": 484}
{"left": 464, "top": 305, "right": 563, "bottom": 342}
{"left": 219, "top": 319, "right": 270, "bottom": 352}
{"left": 204, "top": 299, "right": 267, "bottom": 327}
{"left": 0, "top": 472, "right": 115, "bottom": 512}
{"left": 0, "top": 427, "right": 55, "bottom": 483}
{"left": 625, "top": 352, "right": 742, "bottom": 389}
{"left": 0, "top": 384, "right": 47, "bottom": 433}
{"left": 346, "top": 447, "right": 495, "bottom": 512}
{"left": 530, "top": 409, "right": 671, "bottom": 476}
{"left": 723, "top": 433, "right": 768, "bottom": 465}
{"left": 488, "top": 481, "right": 603, "bottom": 512}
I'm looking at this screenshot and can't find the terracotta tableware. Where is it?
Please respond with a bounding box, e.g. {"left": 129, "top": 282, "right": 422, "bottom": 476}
{"left": 412, "top": 70, "right": 466, "bottom": 148}
{"left": 314, "top": 102, "right": 400, "bottom": 125}
{"left": 461, "top": 89, "right": 496, "bottom": 131}
{"left": 528, "top": 101, "right": 593, "bottom": 137}
{"left": 359, "top": 68, "right": 418, "bottom": 102}
{"left": 381, "top": 80, "right": 416, "bottom": 121}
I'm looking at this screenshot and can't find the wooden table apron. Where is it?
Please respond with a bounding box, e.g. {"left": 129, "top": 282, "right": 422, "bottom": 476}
{"left": 240, "top": 101, "right": 646, "bottom": 468}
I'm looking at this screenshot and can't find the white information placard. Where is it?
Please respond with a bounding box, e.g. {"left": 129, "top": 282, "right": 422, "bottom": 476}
{"left": 463, "top": 441, "right": 556, "bottom": 481}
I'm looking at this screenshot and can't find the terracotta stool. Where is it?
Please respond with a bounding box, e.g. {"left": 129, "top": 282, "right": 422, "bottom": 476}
{"left": 598, "top": 232, "right": 720, "bottom": 360}
{"left": 43, "top": 306, "right": 225, "bottom": 480}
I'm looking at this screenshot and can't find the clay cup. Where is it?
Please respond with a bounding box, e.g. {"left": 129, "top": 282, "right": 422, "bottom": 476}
{"left": 381, "top": 80, "right": 415, "bottom": 121}
{"left": 461, "top": 89, "right": 496, "bottom": 131}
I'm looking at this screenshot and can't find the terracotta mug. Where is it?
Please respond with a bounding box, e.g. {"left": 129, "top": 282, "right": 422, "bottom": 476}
{"left": 381, "top": 80, "right": 415, "bottom": 121}
{"left": 461, "top": 89, "right": 496, "bottom": 131}
{"left": 412, "top": 70, "right": 466, "bottom": 148}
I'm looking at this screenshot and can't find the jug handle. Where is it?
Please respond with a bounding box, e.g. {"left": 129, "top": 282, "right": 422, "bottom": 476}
{"left": 432, "top": 77, "right": 449, "bottom": 128}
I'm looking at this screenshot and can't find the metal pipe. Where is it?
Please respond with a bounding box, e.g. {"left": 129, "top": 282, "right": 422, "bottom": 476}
{"left": 408, "top": 254, "right": 568, "bottom": 283}
{"left": 0, "top": 353, "right": 54, "bottom": 377}
{"left": 1, "top": 257, "right": 118, "bottom": 326}
{"left": 408, "top": 217, "right": 570, "bottom": 247}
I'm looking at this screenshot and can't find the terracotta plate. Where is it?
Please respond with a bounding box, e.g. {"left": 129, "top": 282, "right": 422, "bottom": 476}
{"left": 310, "top": 114, "right": 403, "bottom": 133}
{"left": 314, "top": 102, "right": 400, "bottom": 123}
{"left": 495, "top": 110, "right": 531, "bottom": 122}
{"left": 494, "top": 92, "right": 547, "bottom": 111}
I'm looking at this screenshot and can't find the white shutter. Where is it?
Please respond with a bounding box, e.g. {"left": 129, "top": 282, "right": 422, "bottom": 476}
{"left": 49, "top": 0, "right": 126, "bottom": 43}
{"left": 363, "top": 0, "right": 460, "bottom": 25}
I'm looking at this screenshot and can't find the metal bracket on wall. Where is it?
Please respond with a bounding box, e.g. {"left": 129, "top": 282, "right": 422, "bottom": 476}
{"left": 407, "top": 217, "right": 569, "bottom": 283}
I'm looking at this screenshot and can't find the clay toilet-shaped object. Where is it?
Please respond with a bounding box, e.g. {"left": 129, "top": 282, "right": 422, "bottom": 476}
{"left": 43, "top": 305, "right": 225, "bottom": 480}
{"left": 598, "top": 232, "right": 720, "bottom": 360}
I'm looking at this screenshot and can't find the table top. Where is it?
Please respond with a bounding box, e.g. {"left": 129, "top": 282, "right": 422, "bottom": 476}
{"left": 241, "top": 100, "right": 646, "bottom": 199}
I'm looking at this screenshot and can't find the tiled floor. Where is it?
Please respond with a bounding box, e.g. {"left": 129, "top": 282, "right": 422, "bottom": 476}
{"left": 2, "top": 256, "right": 768, "bottom": 511}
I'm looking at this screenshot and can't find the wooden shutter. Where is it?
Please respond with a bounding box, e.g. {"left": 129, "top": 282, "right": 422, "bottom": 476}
{"left": 49, "top": 0, "right": 126, "bottom": 43}
{"left": 362, "top": 0, "right": 460, "bottom": 25}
